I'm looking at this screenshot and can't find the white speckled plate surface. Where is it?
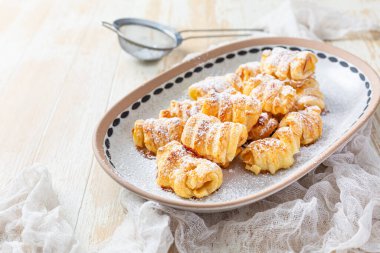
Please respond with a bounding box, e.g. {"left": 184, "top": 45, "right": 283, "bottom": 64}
{"left": 93, "top": 37, "right": 380, "bottom": 212}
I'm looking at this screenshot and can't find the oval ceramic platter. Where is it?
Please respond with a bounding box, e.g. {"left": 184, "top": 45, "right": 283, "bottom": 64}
{"left": 93, "top": 37, "right": 380, "bottom": 212}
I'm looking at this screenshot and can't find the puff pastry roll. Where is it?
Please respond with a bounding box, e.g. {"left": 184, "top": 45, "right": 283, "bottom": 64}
{"left": 240, "top": 126, "right": 300, "bottom": 174}
{"left": 188, "top": 73, "right": 242, "bottom": 100}
{"left": 244, "top": 74, "right": 296, "bottom": 115}
{"left": 294, "top": 78, "right": 325, "bottom": 111}
{"left": 160, "top": 99, "right": 201, "bottom": 121}
{"left": 181, "top": 113, "right": 248, "bottom": 167}
{"left": 261, "top": 47, "right": 318, "bottom": 81}
{"left": 156, "top": 141, "right": 223, "bottom": 198}
{"left": 132, "top": 117, "right": 184, "bottom": 154}
{"left": 248, "top": 112, "right": 279, "bottom": 140}
{"left": 235, "top": 61, "right": 261, "bottom": 82}
{"left": 240, "top": 106, "right": 322, "bottom": 174}
{"left": 199, "top": 89, "right": 262, "bottom": 131}
{"left": 279, "top": 106, "right": 323, "bottom": 145}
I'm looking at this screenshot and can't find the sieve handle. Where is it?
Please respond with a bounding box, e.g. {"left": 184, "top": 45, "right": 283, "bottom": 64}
{"left": 178, "top": 28, "right": 264, "bottom": 40}
{"left": 102, "top": 21, "right": 119, "bottom": 33}
{"left": 102, "top": 21, "right": 131, "bottom": 41}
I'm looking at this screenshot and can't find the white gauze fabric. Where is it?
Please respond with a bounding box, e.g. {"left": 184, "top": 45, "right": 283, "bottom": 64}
{"left": 0, "top": 166, "right": 80, "bottom": 253}
{"left": 256, "top": 0, "right": 380, "bottom": 40}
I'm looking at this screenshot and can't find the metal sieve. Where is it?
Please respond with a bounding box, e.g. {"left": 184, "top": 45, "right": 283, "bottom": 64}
{"left": 102, "top": 18, "right": 263, "bottom": 61}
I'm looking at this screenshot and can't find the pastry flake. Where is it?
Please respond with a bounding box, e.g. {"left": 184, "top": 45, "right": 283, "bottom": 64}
{"left": 248, "top": 112, "right": 279, "bottom": 140}
{"left": 244, "top": 74, "right": 296, "bottom": 115}
{"left": 240, "top": 126, "right": 300, "bottom": 175}
{"left": 188, "top": 73, "right": 242, "bottom": 100}
{"left": 240, "top": 106, "right": 322, "bottom": 174}
{"left": 156, "top": 141, "right": 223, "bottom": 198}
{"left": 261, "top": 47, "right": 317, "bottom": 81}
{"left": 132, "top": 117, "right": 184, "bottom": 154}
{"left": 181, "top": 113, "right": 248, "bottom": 167}
{"left": 279, "top": 106, "right": 323, "bottom": 145}
{"left": 199, "top": 88, "right": 262, "bottom": 131}
{"left": 160, "top": 99, "right": 201, "bottom": 121}
{"left": 235, "top": 61, "right": 261, "bottom": 82}
{"left": 294, "top": 78, "right": 325, "bottom": 111}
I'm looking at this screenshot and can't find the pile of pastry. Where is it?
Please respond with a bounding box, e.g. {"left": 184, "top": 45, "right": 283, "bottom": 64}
{"left": 132, "top": 47, "right": 324, "bottom": 199}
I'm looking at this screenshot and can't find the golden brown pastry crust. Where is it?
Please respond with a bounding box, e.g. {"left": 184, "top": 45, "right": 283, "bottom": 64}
{"left": 156, "top": 141, "right": 223, "bottom": 198}
{"left": 240, "top": 127, "right": 300, "bottom": 174}
{"left": 244, "top": 74, "right": 296, "bottom": 115}
{"left": 294, "top": 78, "right": 325, "bottom": 111}
{"left": 248, "top": 112, "right": 279, "bottom": 140}
{"left": 279, "top": 106, "right": 323, "bottom": 145}
{"left": 181, "top": 113, "right": 247, "bottom": 167}
{"left": 240, "top": 106, "right": 322, "bottom": 174}
{"left": 261, "top": 47, "right": 318, "bottom": 81}
{"left": 160, "top": 99, "right": 201, "bottom": 121}
{"left": 188, "top": 73, "right": 243, "bottom": 100}
{"left": 132, "top": 48, "right": 325, "bottom": 194}
{"left": 199, "top": 89, "right": 262, "bottom": 131}
{"left": 132, "top": 117, "right": 184, "bottom": 154}
{"left": 235, "top": 61, "right": 261, "bottom": 82}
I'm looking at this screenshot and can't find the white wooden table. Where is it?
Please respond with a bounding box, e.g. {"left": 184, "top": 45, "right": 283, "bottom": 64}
{"left": 1, "top": 0, "right": 379, "bottom": 250}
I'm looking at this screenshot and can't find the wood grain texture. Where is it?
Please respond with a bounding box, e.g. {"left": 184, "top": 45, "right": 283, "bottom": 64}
{"left": 0, "top": 0, "right": 379, "bottom": 251}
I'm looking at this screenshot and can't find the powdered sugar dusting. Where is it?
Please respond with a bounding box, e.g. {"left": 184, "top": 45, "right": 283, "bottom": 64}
{"left": 192, "top": 75, "right": 233, "bottom": 94}
{"left": 160, "top": 99, "right": 201, "bottom": 121}
{"left": 248, "top": 74, "right": 296, "bottom": 115}
{"left": 263, "top": 48, "right": 295, "bottom": 71}
{"left": 261, "top": 47, "right": 316, "bottom": 80}
{"left": 236, "top": 61, "right": 261, "bottom": 81}
{"left": 106, "top": 45, "right": 370, "bottom": 206}
{"left": 139, "top": 117, "right": 184, "bottom": 152}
